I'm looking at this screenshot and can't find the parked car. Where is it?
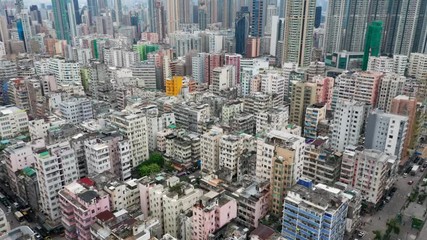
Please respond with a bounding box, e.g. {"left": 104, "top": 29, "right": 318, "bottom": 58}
{"left": 408, "top": 180, "right": 414, "bottom": 185}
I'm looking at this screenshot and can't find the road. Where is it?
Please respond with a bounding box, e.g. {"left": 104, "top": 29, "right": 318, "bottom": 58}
{"left": 360, "top": 170, "right": 426, "bottom": 240}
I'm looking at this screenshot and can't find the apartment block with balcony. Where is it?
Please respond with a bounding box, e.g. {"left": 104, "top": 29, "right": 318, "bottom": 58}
{"left": 200, "top": 127, "right": 223, "bottom": 173}
{"left": 303, "top": 137, "right": 342, "bottom": 185}
{"left": 104, "top": 178, "right": 140, "bottom": 212}
{"left": 339, "top": 147, "right": 398, "bottom": 207}
{"left": 109, "top": 109, "right": 149, "bottom": 167}
{"left": 282, "top": 181, "right": 349, "bottom": 240}
{"left": 304, "top": 103, "right": 326, "bottom": 139}
{"left": 256, "top": 130, "right": 305, "bottom": 184}
{"left": 0, "top": 105, "right": 28, "bottom": 140}
{"left": 192, "top": 191, "right": 238, "bottom": 240}
{"left": 35, "top": 142, "right": 79, "bottom": 227}
{"left": 235, "top": 180, "right": 271, "bottom": 229}
{"left": 59, "top": 178, "right": 110, "bottom": 240}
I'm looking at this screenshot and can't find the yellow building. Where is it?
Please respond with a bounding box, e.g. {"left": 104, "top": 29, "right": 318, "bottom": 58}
{"left": 165, "top": 76, "right": 183, "bottom": 96}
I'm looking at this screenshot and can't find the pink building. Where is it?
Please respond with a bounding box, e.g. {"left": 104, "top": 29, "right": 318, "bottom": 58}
{"left": 236, "top": 181, "right": 271, "bottom": 228}
{"left": 141, "top": 32, "right": 159, "bottom": 43}
{"left": 313, "top": 76, "right": 334, "bottom": 110}
{"left": 225, "top": 54, "right": 242, "bottom": 83}
{"left": 192, "top": 192, "right": 237, "bottom": 240}
{"left": 205, "top": 53, "right": 223, "bottom": 85}
{"left": 4, "top": 141, "right": 35, "bottom": 193}
{"left": 59, "top": 177, "right": 110, "bottom": 240}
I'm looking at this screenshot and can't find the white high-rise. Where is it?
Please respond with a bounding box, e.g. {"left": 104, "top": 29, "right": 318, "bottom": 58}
{"left": 110, "top": 109, "right": 150, "bottom": 166}
{"left": 48, "top": 57, "right": 81, "bottom": 85}
{"left": 35, "top": 142, "right": 79, "bottom": 225}
{"left": 330, "top": 100, "right": 370, "bottom": 152}
{"left": 365, "top": 110, "right": 408, "bottom": 160}
{"left": 200, "top": 127, "right": 223, "bottom": 173}
{"left": 282, "top": 0, "right": 316, "bottom": 67}
{"left": 377, "top": 73, "right": 406, "bottom": 112}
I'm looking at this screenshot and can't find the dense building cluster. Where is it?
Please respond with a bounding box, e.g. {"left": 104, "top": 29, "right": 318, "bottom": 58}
{"left": 0, "top": 0, "right": 425, "bottom": 240}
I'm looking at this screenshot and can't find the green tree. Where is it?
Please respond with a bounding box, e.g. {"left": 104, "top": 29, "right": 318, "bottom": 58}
{"left": 384, "top": 218, "right": 400, "bottom": 239}
{"left": 148, "top": 152, "right": 165, "bottom": 167}
{"left": 373, "top": 230, "right": 383, "bottom": 240}
{"left": 138, "top": 163, "right": 161, "bottom": 176}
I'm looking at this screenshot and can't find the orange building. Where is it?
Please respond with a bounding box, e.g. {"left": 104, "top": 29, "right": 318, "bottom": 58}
{"left": 165, "top": 76, "right": 183, "bottom": 96}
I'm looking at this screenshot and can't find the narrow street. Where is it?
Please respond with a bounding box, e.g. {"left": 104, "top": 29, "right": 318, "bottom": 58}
{"left": 360, "top": 168, "right": 426, "bottom": 240}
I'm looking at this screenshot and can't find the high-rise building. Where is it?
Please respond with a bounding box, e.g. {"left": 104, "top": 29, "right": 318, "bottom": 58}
{"left": 59, "top": 98, "right": 93, "bottom": 124}
{"left": 192, "top": 193, "right": 237, "bottom": 240}
{"left": 200, "top": 127, "right": 223, "bottom": 173}
{"left": 73, "top": 0, "right": 81, "bottom": 24}
{"left": 324, "top": 0, "right": 369, "bottom": 54}
{"left": 377, "top": 73, "right": 406, "bottom": 112}
{"left": 110, "top": 109, "right": 150, "bottom": 167}
{"left": 330, "top": 100, "right": 370, "bottom": 152}
{"left": 365, "top": 110, "right": 408, "bottom": 160}
{"left": 179, "top": 0, "right": 192, "bottom": 24}
{"left": 282, "top": 0, "right": 316, "bottom": 67}
{"left": 340, "top": 147, "right": 397, "bottom": 206}
{"left": 382, "top": 0, "right": 421, "bottom": 55}
{"left": 114, "top": 0, "right": 123, "bottom": 25}
{"left": 0, "top": 106, "right": 28, "bottom": 140}
{"left": 408, "top": 53, "right": 427, "bottom": 100}
{"left": 282, "top": 182, "right": 349, "bottom": 240}
{"left": 51, "top": 0, "right": 72, "bottom": 43}
{"left": 48, "top": 57, "right": 81, "bottom": 84}
{"left": 235, "top": 6, "right": 250, "bottom": 55}
{"left": 314, "top": 6, "right": 321, "bottom": 28}
{"left": 412, "top": 0, "right": 427, "bottom": 53}
{"left": 212, "top": 65, "right": 236, "bottom": 94}
{"left": 303, "top": 137, "right": 342, "bottom": 185}
{"left": 251, "top": 0, "right": 266, "bottom": 37}
{"left": 333, "top": 71, "right": 382, "bottom": 108}
{"left": 35, "top": 142, "right": 79, "bottom": 225}
{"left": 362, "top": 21, "right": 383, "bottom": 71}
{"left": 87, "top": 0, "right": 99, "bottom": 26}
{"left": 166, "top": 0, "right": 180, "bottom": 34}
{"left": 342, "top": 0, "right": 369, "bottom": 52}
{"left": 257, "top": 130, "right": 305, "bottom": 215}
{"left": 59, "top": 178, "right": 110, "bottom": 239}
{"left": 289, "top": 81, "right": 317, "bottom": 126}
{"left": 390, "top": 95, "right": 418, "bottom": 162}
{"left": 304, "top": 103, "right": 327, "bottom": 139}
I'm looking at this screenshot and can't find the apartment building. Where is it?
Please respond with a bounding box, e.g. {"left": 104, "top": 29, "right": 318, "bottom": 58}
{"left": 340, "top": 146, "right": 397, "bottom": 206}
{"left": 59, "top": 98, "right": 93, "bottom": 124}
{"left": 0, "top": 105, "right": 28, "bottom": 139}
{"left": 289, "top": 81, "right": 317, "bottom": 127}
{"left": 282, "top": 182, "right": 348, "bottom": 240}
{"left": 200, "top": 127, "right": 223, "bottom": 173}
{"left": 304, "top": 103, "right": 326, "bottom": 139}
{"left": 377, "top": 73, "right": 406, "bottom": 112}
{"left": 219, "top": 134, "right": 255, "bottom": 179}
{"left": 365, "top": 110, "right": 408, "bottom": 160}
{"left": 35, "top": 142, "right": 79, "bottom": 226}
{"left": 59, "top": 178, "right": 110, "bottom": 240}
{"left": 192, "top": 191, "right": 237, "bottom": 240}
{"left": 303, "top": 137, "right": 342, "bottom": 185}
{"left": 110, "top": 109, "right": 149, "bottom": 167}
{"left": 330, "top": 100, "right": 370, "bottom": 152}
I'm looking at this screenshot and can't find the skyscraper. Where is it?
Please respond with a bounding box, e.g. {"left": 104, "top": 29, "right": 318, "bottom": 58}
{"left": 362, "top": 21, "right": 383, "bottom": 71}
{"left": 166, "top": 0, "right": 180, "bottom": 34}
{"left": 73, "top": 0, "right": 81, "bottom": 24}
{"left": 87, "top": 0, "right": 99, "bottom": 26}
{"left": 341, "top": 0, "right": 369, "bottom": 52}
{"left": 412, "top": 0, "right": 427, "bottom": 53}
{"left": 314, "top": 6, "right": 321, "bottom": 28}
{"left": 114, "top": 0, "right": 123, "bottom": 25}
{"left": 251, "top": 0, "right": 266, "bottom": 37}
{"left": 383, "top": 0, "right": 421, "bottom": 55}
{"left": 235, "top": 6, "right": 250, "bottom": 55}
{"left": 282, "top": 0, "right": 316, "bottom": 67}
{"left": 51, "top": 0, "right": 72, "bottom": 43}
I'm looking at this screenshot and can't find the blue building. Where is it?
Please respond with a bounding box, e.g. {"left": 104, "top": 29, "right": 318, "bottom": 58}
{"left": 282, "top": 181, "right": 349, "bottom": 240}
{"left": 235, "top": 6, "right": 250, "bottom": 55}
{"left": 315, "top": 6, "right": 322, "bottom": 28}
{"left": 251, "top": 0, "right": 266, "bottom": 37}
